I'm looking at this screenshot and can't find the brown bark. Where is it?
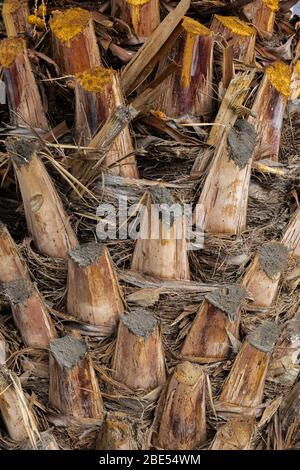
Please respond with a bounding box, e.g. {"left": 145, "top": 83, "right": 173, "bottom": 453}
{"left": 195, "top": 120, "right": 256, "bottom": 235}
{"left": 279, "top": 381, "right": 300, "bottom": 448}
{"left": 282, "top": 208, "right": 300, "bottom": 287}
{"left": 155, "top": 361, "right": 206, "bottom": 450}
{"left": 6, "top": 137, "right": 78, "bottom": 259}
{"left": 112, "top": 309, "right": 166, "bottom": 391}
{"left": 96, "top": 412, "right": 137, "bottom": 450}
{"left": 49, "top": 335, "right": 104, "bottom": 420}
{"left": 210, "top": 417, "right": 256, "bottom": 450}
{"left": 216, "top": 321, "right": 279, "bottom": 416}
{"left": 243, "top": 0, "right": 279, "bottom": 37}
{"left": 181, "top": 286, "right": 245, "bottom": 362}
{"left": 210, "top": 15, "right": 256, "bottom": 65}
{"left": 131, "top": 190, "right": 190, "bottom": 280}
{"left": 22, "top": 431, "right": 60, "bottom": 450}
{"left": 3, "top": 0, "right": 30, "bottom": 37}
{"left": 0, "top": 222, "right": 28, "bottom": 283}
{"left": 50, "top": 7, "right": 101, "bottom": 75}
{"left": 157, "top": 17, "right": 213, "bottom": 121}
{"left": 112, "top": 0, "right": 160, "bottom": 40}
{"left": 268, "top": 312, "right": 300, "bottom": 385}
{"left": 0, "top": 367, "right": 38, "bottom": 442}
{"left": 242, "top": 241, "right": 289, "bottom": 307}
{"left": 3, "top": 278, "right": 56, "bottom": 349}
{"left": 248, "top": 62, "right": 292, "bottom": 161}
{"left": 74, "top": 66, "right": 138, "bottom": 178}
{"left": 0, "top": 37, "right": 48, "bottom": 129}
{"left": 67, "top": 242, "right": 124, "bottom": 337}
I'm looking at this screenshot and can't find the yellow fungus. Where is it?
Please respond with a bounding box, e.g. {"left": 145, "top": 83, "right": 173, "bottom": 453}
{"left": 182, "top": 17, "right": 211, "bottom": 36}
{"left": 266, "top": 62, "right": 292, "bottom": 99}
{"left": 263, "top": 0, "right": 279, "bottom": 12}
{"left": 0, "top": 37, "right": 25, "bottom": 68}
{"left": 126, "top": 0, "right": 150, "bottom": 5}
{"left": 215, "top": 15, "right": 255, "bottom": 36}
{"left": 126, "top": 0, "right": 150, "bottom": 35}
{"left": 181, "top": 17, "right": 211, "bottom": 89}
{"left": 27, "top": 14, "right": 45, "bottom": 29}
{"left": 49, "top": 8, "right": 91, "bottom": 43}
{"left": 75, "top": 66, "right": 114, "bottom": 93}
{"left": 37, "top": 3, "right": 47, "bottom": 17}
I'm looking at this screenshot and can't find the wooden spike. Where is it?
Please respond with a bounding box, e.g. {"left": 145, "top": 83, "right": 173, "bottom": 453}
{"left": 242, "top": 241, "right": 289, "bottom": 307}
{"left": 210, "top": 15, "right": 256, "bottom": 65}
{"left": 96, "top": 412, "right": 137, "bottom": 450}
{"left": 248, "top": 62, "right": 292, "bottom": 161}
{"left": 22, "top": 431, "right": 60, "bottom": 450}
{"left": 50, "top": 7, "right": 101, "bottom": 75}
{"left": 268, "top": 312, "right": 300, "bottom": 385}
{"left": 3, "top": 278, "right": 56, "bottom": 348}
{"left": 216, "top": 321, "right": 279, "bottom": 416}
{"left": 207, "top": 71, "right": 256, "bottom": 147}
{"left": 0, "top": 37, "right": 48, "bottom": 129}
{"left": 181, "top": 286, "right": 246, "bottom": 362}
{"left": 155, "top": 361, "right": 206, "bottom": 450}
{"left": 0, "top": 222, "right": 28, "bottom": 283}
{"left": 210, "top": 417, "right": 256, "bottom": 450}
{"left": 6, "top": 137, "right": 78, "bottom": 259}
{"left": 195, "top": 119, "right": 257, "bottom": 235}
{"left": 243, "top": 0, "right": 279, "bottom": 37}
{"left": 157, "top": 17, "right": 213, "bottom": 120}
{"left": 0, "top": 367, "right": 38, "bottom": 442}
{"left": 279, "top": 381, "right": 300, "bottom": 448}
{"left": 3, "top": 0, "right": 30, "bottom": 37}
{"left": 121, "top": 0, "right": 190, "bottom": 95}
{"left": 112, "top": 0, "right": 160, "bottom": 40}
{"left": 0, "top": 332, "right": 7, "bottom": 365}
{"left": 49, "top": 335, "right": 104, "bottom": 420}
{"left": 131, "top": 190, "right": 190, "bottom": 280}
{"left": 112, "top": 309, "right": 166, "bottom": 391}
{"left": 74, "top": 66, "right": 138, "bottom": 178}
{"left": 67, "top": 242, "right": 124, "bottom": 337}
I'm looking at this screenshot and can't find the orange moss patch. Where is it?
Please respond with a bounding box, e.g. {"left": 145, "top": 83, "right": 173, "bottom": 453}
{"left": 214, "top": 15, "right": 255, "bottom": 36}
{"left": 266, "top": 62, "right": 292, "bottom": 99}
{"left": 0, "top": 37, "right": 25, "bottom": 68}
{"left": 75, "top": 67, "right": 114, "bottom": 93}
{"left": 49, "top": 8, "right": 91, "bottom": 42}
{"left": 182, "top": 17, "right": 211, "bottom": 36}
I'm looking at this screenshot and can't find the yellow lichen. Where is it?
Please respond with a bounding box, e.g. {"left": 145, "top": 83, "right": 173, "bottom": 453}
{"left": 37, "top": 3, "right": 47, "bottom": 17}
{"left": 263, "top": 0, "right": 279, "bottom": 12}
{"left": 266, "top": 62, "right": 292, "bottom": 99}
{"left": 215, "top": 15, "right": 255, "bottom": 36}
{"left": 75, "top": 66, "right": 114, "bottom": 93}
{"left": 0, "top": 37, "right": 25, "bottom": 68}
{"left": 27, "top": 15, "right": 45, "bottom": 29}
{"left": 181, "top": 18, "right": 211, "bottom": 89}
{"left": 126, "top": 0, "right": 150, "bottom": 5}
{"left": 182, "top": 17, "right": 211, "bottom": 36}
{"left": 49, "top": 8, "right": 91, "bottom": 42}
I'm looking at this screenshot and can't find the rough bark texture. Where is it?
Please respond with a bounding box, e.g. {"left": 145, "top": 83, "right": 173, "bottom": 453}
{"left": 243, "top": 0, "right": 279, "bottom": 37}
{"left": 112, "top": 0, "right": 160, "bottom": 40}
{"left": 210, "top": 417, "right": 256, "bottom": 450}
{"left": 50, "top": 7, "right": 101, "bottom": 75}
{"left": 7, "top": 137, "right": 78, "bottom": 258}
{"left": 157, "top": 17, "right": 213, "bottom": 120}
{"left": 210, "top": 15, "right": 256, "bottom": 65}
{"left": 67, "top": 242, "right": 124, "bottom": 336}
{"left": 131, "top": 191, "right": 190, "bottom": 280}
{"left": 96, "top": 412, "right": 137, "bottom": 450}
{"left": 155, "top": 361, "right": 206, "bottom": 450}
{"left": 49, "top": 336, "right": 104, "bottom": 420}
{"left": 3, "top": 0, "right": 30, "bottom": 37}
{"left": 0, "top": 222, "right": 28, "bottom": 283}
{"left": 0, "top": 37, "right": 48, "bottom": 128}
{"left": 112, "top": 309, "right": 166, "bottom": 391}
